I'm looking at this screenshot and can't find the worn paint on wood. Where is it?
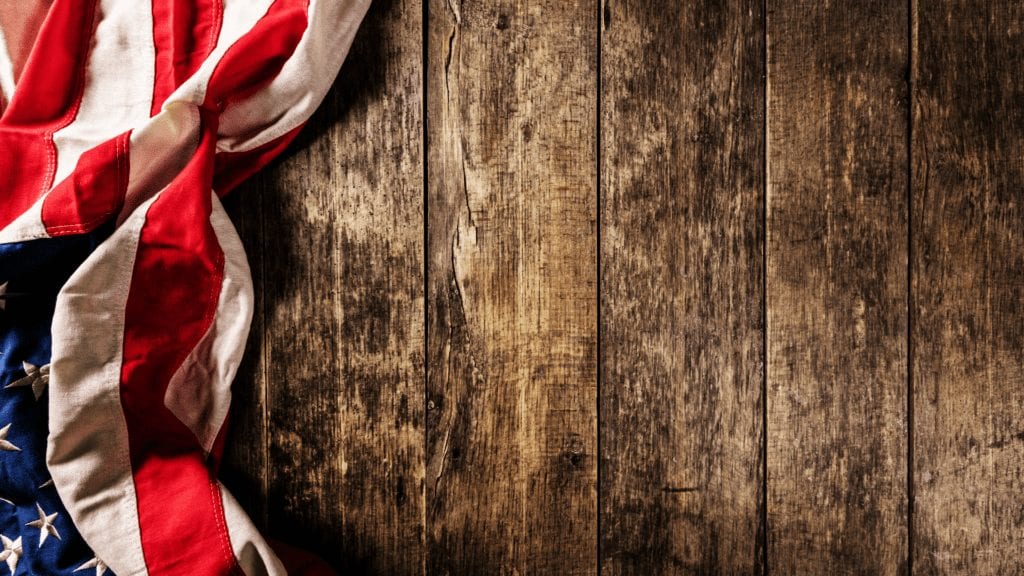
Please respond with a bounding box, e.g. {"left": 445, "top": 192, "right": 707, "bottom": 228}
{"left": 223, "top": 0, "right": 425, "bottom": 573}
{"left": 425, "top": 0, "right": 598, "bottom": 573}
{"left": 766, "top": 1, "right": 909, "bottom": 573}
{"left": 912, "top": 3, "right": 1024, "bottom": 574}
{"left": 599, "top": 0, "right": 765, "bottom": 573}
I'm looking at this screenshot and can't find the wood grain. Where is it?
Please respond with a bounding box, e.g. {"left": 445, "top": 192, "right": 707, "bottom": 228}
{"left": 766, "top": 1, "right": 909, "bottom": 573}
{"left": 599, "top": 1, "right": 765, "bottom": 573}
{"left": 425, "top": 0, "right": 598, "bottom": 573}
{"left": 223, "top": 0, "right": 425, "bottom": 573}
{"left": 212, "top": 2, "right": 1024, "bottom": 573}
{"left": 911, "top": 3, "right": 1024, "bottom": 574}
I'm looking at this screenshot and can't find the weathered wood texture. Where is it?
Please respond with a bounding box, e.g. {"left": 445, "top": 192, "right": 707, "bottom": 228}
{"left": 912, "top": 3, "right": 1024, "bottom": 574}
{"left": 215, "top": 1, "right": 1024, "bottom": 573}
{"left": 223, "top": 0, "right": 425, "bottom": 573}
{"left": 766, "top": 1, "right": 909, "bottom": 573}
{"left": 425, "top": 0, "right": 598, "bottom": 573}
{"left": 599, "top": 0, "right": 765, "bottom": 574}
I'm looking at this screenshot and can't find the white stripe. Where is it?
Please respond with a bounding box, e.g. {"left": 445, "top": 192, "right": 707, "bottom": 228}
{"left": 47, "top": 196, "right": 159, "bottom": 576}
{"left": 164, "top": 193, "right": 252, "bottom": 453}
{"left": 50, "top": 0, "right": 156, "bottom": 186}
{"left": 164, "top": 0, "right": 277, "bottom": 108}
{"left": 0, "top": 28, "right": 16, "bottom": 105}
{"left": 217, "top": 0, "right": 371, "bottom": 153}
{"left": 220, "top": 485, "right": 287, "bottom": 576}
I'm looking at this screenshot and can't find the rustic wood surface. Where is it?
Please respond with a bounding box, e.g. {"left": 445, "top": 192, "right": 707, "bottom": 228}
{"left": 912, "top": 2, "right": 1024, "bottom": 574}
{"left": 766, "top": 1, "right": 910, "bottom": 574}
{"left": 223, "top": 0, "right": 425, "bottom": 574}
{"left": 599, "top": 0, "right": 764, "bottom": 574}
{"left": 221, "top": 1, "right": 1024, "bottom": 574}
{"left": 425, "top": 0, "right": 597, "bottom": 573}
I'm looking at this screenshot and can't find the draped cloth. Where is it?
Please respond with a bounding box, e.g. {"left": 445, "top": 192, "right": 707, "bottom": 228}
{"left": 0, "top": 1, "right": 369, "bottom": 574}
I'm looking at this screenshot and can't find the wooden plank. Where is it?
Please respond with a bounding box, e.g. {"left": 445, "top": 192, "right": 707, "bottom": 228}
{"left": 766, "top": 1, "right": 909, "bottom": 573}
{"left": 425, "top": 0, "right": 597, "bottom": 573}
{"left": 224, "top": 0, "right": 425, "bottom": 573}
{"left": 598, "top": 1, "right": 765, "bottom": 573}
{"left": 222, "top": 175, "right": 272, "bottom": 530}
{"left": 911, "top": 3, "right": 1024, "bottom": 574}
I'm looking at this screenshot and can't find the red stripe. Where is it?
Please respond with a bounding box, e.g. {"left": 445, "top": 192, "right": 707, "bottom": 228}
{"left": 119, "top": 115, "right": 242, "bottom": 575}
{"left": 1, "top": 0, "right": 96, "bottom": 127}
{"left": 202, "top": 0, "right": 309, "bottom": 110}
{"left": 269, "top": 540, "right": 337, "bottom": 576}
{"left": 0, "top": 0, "right": 97, "bottom": 230}
{"left": 213, "top": 122, "right": 304, "bottom": 196}
{"left": 41, "top": 131, "right": 130, "bottom": 236}
{"left": 0, "top": 131, "right": 51, "bottom": 229}
{"left": 150, "top": 0, "right": 222, "bottom": 116}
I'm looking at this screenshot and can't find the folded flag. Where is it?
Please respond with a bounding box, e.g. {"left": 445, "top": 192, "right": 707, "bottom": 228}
{"left": 0, "top": 1, "right": 369, "bottom": 574}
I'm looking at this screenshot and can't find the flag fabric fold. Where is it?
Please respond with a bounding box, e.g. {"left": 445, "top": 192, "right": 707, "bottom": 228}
{"left": 0, "top": 1, "right": 369, "bottom": 574}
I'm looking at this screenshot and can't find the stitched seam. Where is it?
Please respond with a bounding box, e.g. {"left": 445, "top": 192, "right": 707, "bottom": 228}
{"left": 44, "top": 0, "right": 101, "bottom": 195}
{"left": 209, "top": 480, "right": 242, "bottom": 575}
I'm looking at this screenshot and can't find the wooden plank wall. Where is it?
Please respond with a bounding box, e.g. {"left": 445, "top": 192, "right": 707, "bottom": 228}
{"left": 600, "top": 1, "right": 764, "bottom": 573}
{"left": 766, "top": 1, "right": 909, "bottom": 574}
{"left": 425, "top": 0, "right": 597, "bottom": 573}
{"left": 912, "top": 3, "right": 1024, "bottom": 574}
{"left": 221, "top": 0, "right": 1024, "bottom": 574}
{"left": 224, "top": 0, "right": 424, "bottom": 573}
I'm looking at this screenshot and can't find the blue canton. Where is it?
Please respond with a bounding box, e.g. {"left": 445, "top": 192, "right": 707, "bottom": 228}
{"left": 0, "top": 230, "right": 113, "bottom": 576}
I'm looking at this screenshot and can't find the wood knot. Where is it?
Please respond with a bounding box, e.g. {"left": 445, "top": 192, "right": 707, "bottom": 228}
{"left": 562, "top": 435, "right": 586, "bottom": 470}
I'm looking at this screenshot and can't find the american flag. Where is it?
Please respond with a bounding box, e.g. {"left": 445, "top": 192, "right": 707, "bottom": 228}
{"left": 0, "top": 0, "right": 368, "bottom": 574}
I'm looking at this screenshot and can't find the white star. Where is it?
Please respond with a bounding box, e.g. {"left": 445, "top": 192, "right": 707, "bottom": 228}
{"left": 0, "top": 534, "right": 21, "bottom": 574}
{"left": 75, "top": 556, "right": 108, "bottom": 576}
{"left": 0, "top": 424, "right": 19, "bottom": 452}
{"left": 0, "top": 282, "right": 7, "bottom": 311}
{"left": 6, "top": 361, "right": 49, "bottom": 400}
{"left": 25, "top": 503, "right": 60, "bottom": 547}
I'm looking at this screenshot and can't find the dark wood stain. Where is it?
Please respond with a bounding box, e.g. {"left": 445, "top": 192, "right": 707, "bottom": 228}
{"left": 766, "top": 0, "right": 909, "bottom": 574}
{"left": 912, "top": 2, "right": 1024, "bottom": 574}
{"left": 600, "top": 0, "right": 765, "bottom": 574}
